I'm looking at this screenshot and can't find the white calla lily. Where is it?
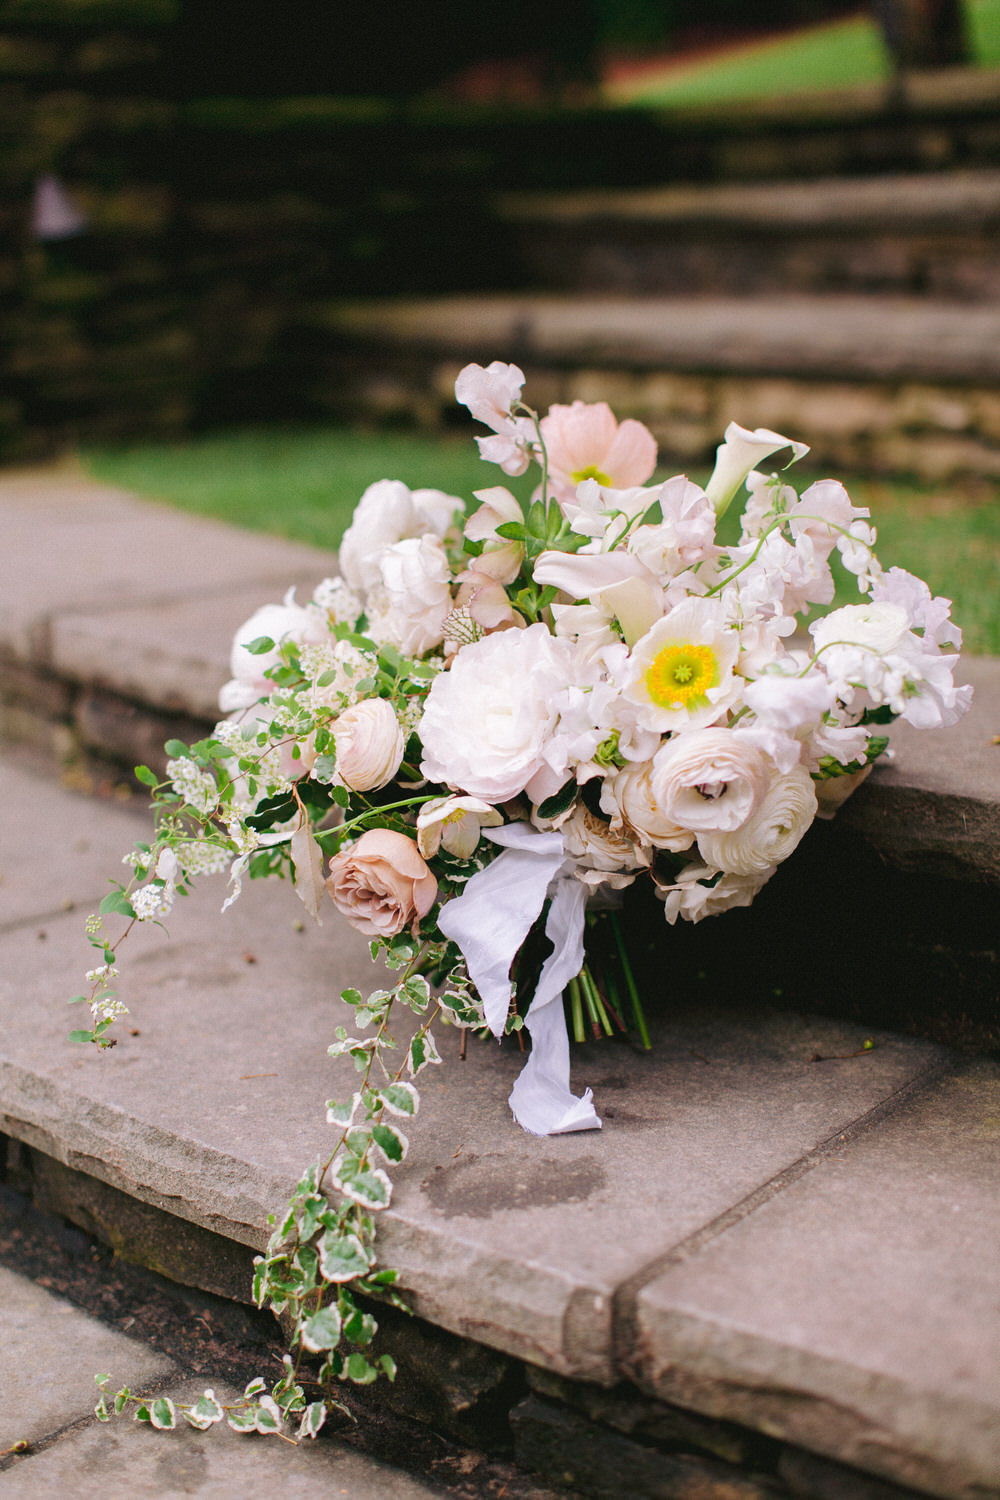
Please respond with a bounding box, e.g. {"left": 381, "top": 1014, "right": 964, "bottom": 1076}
{"left": 705, "top": 423, "right": 810, "bottom": 517}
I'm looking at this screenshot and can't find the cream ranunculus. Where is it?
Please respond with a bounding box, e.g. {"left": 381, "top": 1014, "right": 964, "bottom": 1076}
{"left": 325, "top": 829, "right": 437, "bottom": 938}
{"left": 330, "top": 699, "right": 405, "bottom": 792}
{"left": 810, "top": 601, "right": 909, "bottom": 658}
{"left": 220, "top": 595, "right": 325, "bottom": 713}
{"left": 416, "top": 795, "right": 503, "bottom": 859}
{"left": 600, "top": 760, "right": 696, "bottom": 852}
{"left": 419, "top": 623, "right": 577, "bottom": 804}
{"left": 650, "top": 729, "right": 772, "bottom": 833}
{"left": 697, "top": 763, "right": 817, "bottom": 875}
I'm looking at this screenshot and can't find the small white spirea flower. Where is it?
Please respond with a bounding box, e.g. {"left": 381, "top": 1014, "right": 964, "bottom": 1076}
{"left": 623, "top": 598, "right": 741, "bottom": 733}
{"left": 167, "top": 757, "right": 218, "bottom": 816}
{"left": 86, "top": 964, "right": 119, "bottom": 984}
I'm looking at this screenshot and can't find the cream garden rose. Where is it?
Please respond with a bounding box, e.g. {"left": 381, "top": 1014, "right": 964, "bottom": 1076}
{"left": 325, "top": 830, "right": 437, "bottom": 938}
{"left": 330, "top": 699, "right": 405, "bottom": 793}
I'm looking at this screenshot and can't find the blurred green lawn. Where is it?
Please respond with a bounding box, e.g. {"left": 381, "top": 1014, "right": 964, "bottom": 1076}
{"left": 82, "top": 425, "right": 1000, "bottom": 654}
{"left": 608, "top": 0, "right": 1000, "bottom": 107}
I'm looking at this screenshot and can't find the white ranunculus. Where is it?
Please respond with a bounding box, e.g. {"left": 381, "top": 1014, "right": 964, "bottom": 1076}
{"left": 810, "top": 601, "right": 909, "bottom": 657}
{"left": 623, "top": 597, "right": 742, "bottom": 734}
{"left": 330, "top": 699, "right": 405, "bottom": 792}
{"left": 698, "top": 763, "right": 817, "bottom": 875}
{"left": 649, "top": 728, "right": 773, "bottom": 834}
{"left": 601, "top": 761, "right": 695, "bottom": 852}
{"left": 419, "top": 623, "right": 578, "bottom": 804}
{"left": 378, "top": 534, "right": 453, "bottom": 657}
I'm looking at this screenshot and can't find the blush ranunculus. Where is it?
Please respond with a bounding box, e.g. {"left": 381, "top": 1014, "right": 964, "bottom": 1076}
{"left": 325, "top": 830, "right": 437, "bottom": 938}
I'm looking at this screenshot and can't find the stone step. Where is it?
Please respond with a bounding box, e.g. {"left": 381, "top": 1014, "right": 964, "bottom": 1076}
{"left": 1, "top": 758, "right": 998, "bottom": 1500}
{"left": 495, "top": 169, "right": 1000, "bottom": 302}
{"left": 305, "top": 292, "right": 1000, "bottom": 479}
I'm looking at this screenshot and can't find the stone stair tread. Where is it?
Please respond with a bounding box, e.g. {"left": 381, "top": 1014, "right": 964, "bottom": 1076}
{"left": 0, "top": 758, "right": 997, "bottom": 1497}
{"left": 496, "top": 168, "right": 1000, "bottom": 230}
{"left": 316, "top": 292, "right": 1000, "bottom": 384}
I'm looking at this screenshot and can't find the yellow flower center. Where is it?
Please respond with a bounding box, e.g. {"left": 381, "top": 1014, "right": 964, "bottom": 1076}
{"left": 570, "top": 464, "right": 612, "bottom": 486}
{"left": 645, "top": 642, "right": 718, "bottom": 709}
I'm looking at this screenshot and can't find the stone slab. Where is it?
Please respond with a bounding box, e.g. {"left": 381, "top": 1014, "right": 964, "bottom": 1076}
{"left": 0, "top": 1263, "right": 174, "bottom": 1450}
{"left": 631, "top": 1057, "right": 1000, "bottom": 1500}
{"left": 496, "top": 169, "right": 1000, "bottom": 232}
{"left": 1, "top": 1376, "right": 452, "bottom": 1499}
{"left": 0, "top": 472, "right": 337, "bottom": 666}
{"left": 51, "top": 582, "right": 333, "bottom": 722}
{"left": 319, "top": 293, "right": 1000, "bottom": 385}
{"left": 0, "top": 761, "right": 946, "bottom": 1385}
{"left": 0, "top": 761, "right": 151, "bottom": 930}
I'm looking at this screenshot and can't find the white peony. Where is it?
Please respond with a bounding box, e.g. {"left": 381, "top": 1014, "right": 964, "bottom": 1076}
{"left": 338, "top": 480, "right": 463, "bottom": 595}
{"left": 649, "top": 728, "right": 773, "bottom": 834}
{"left": 697, "top": 763, "right": 817, "bottom": 875}
{"left": 419, "top": 623, "right": 578, "bottom": 804}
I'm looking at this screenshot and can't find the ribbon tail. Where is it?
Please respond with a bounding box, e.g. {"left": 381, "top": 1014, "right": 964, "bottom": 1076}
{"left": 509, "top": 875, "right": 602, "bottom": 1136}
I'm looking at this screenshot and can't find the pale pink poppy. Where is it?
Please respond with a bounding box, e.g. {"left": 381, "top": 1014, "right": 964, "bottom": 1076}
{"left": 540, "top": 401, "right": 657, "bottom": 502}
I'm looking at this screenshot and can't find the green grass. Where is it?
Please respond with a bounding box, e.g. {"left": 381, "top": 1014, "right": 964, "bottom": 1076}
{"left": 609, "top": 0, "right": 1000, "bottom": 109}
{"left": 82, "top": 426, "right": 1000, "bottom": 654}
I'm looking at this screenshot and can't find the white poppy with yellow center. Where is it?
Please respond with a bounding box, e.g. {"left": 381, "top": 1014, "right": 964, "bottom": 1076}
{"left": 623, "top": 598, "right": 742, "bottom": 733}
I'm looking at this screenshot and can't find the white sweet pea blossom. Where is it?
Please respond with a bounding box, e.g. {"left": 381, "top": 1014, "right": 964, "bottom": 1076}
{"left": 416, "top": 796, "right": 503, "bottom": 859}
{"left": 704, "top": 423, "right": 809, "bottom": 516}
{"left": 623, "top": 597, "right": 742, "bottom": 733}
{"left": 455, "top": 360, "right": 525, "bottom": 429}
{"left": 698, "top": 763, "right": 817, "bottom": 876}
{"left": 464, "top": 485, "right": 525, "bottom": 584}
{"left": 455, "top": 361, "right": 536, "bottom": 476}
{"left": 871, "top": 567, "right": 963, "bottom": 649}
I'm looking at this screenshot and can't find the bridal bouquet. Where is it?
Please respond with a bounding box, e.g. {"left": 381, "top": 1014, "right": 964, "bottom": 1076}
{"left": 78, "top": 363, "right": 970, "bottom": 1432}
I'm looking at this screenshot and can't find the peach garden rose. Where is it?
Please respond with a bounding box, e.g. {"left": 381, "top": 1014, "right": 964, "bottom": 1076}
{"left": 325, "top": 829, "right": 437, "bottom": 938}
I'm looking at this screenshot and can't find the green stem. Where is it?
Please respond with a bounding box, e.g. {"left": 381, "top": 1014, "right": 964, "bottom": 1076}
{"left": 580, "top": 966, "right": 614, "bottom": 1038}
{"left": 567, "top": 976, "right": 585, "bottom": 1044}
{"left": 610, "top": 912, "right": 652, "bottom": 1051}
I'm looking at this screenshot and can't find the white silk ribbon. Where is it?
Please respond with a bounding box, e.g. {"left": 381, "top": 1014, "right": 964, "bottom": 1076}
{"left": 437, "top": 823, "right": 602, "bottom": 1136}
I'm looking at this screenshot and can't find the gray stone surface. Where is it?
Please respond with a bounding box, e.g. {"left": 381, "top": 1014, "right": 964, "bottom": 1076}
{"left": 319, "top": 293, "right": 1000, "bottom": 384}
{"left": 2, "top": 1375, "right": 453, "bottom": 1498}
{"left": 0, "top": 471, "right": 337, "bottom": 687}
{"left": 631, "top": 1058, "right": 1000, "bottom": 1500}
{"left": 0, "top": 761, "right": 148, "bottom": 929}
{"left": 0, "top": 757, "right": 948, "bottom": 1385}
{"left": 0, "top": 1263, "right": 174, "bottom": 1449}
